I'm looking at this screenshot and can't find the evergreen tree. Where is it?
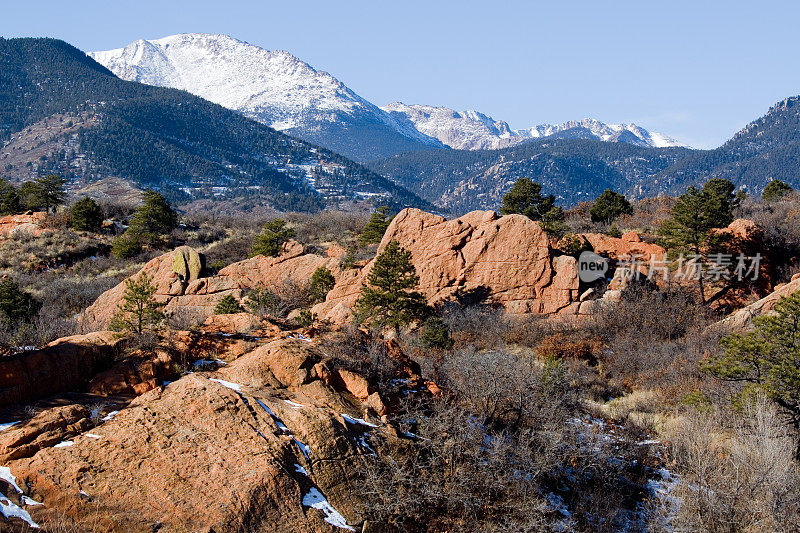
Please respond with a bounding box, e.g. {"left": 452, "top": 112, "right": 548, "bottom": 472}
{"left": 69, "top": 197, "right": 103, "bottom": 231}
{"left": 0, "top": 278, "right": 41, "bottom": 324}
{"left": 309, "top": 266, "right": 335, "bottom": 304}
{"left": 33, "top": 174, "right": 66, "bottom": 213}
{"left": 355, "top": 240, "right": 428, "bottom": 334}
{"left": 359, "top": 206, "right": 393, "bottom": 245}
{"left": 590, "top": 189, "right": 633, "bottom": 223}
{"left": 214, "top": 294, "right": 243, "bottom": 315}
{"left": 18, "top": 181, "right": 44, "bottom": 211}
{"left": 0, "top": 189, "right": 22, "bottom": 215}
{"left": 500, "top": 178, "right": 556, "bottom": 221}
{"left": 701, "top": 178, "right": 738, "bottom": 228}
{"left": 704, "top": 291, "right": 800, "bottom": 455}
{"left": 251, "top": 219, "right": 296, "bottom": 257}
{"left": 762, "top": 180, "right": 793, "bottom": 202}
{"left": 128, "top": 190, "right": 178, "bottom": 241}
{"left": 660, "top": 178, "right": 739, "bottom": 302}
{"left": 110, "top": 273, "right": 164, "bottom": 334}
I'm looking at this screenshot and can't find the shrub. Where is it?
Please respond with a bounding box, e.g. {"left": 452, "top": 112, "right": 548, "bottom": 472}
{"left": 246, "top": 287, "right": 289, "bottom": 318}
{"left": 309, "top": 266, "right": 335, "bottom": 304}
{"left": 500, "top": 178, "right": 556, "bottom": 221}
{"left": 251, "top": 218, "right": 295, "bottom": 257}
{"left": 111, "top": 234, "right": 143, "bottom": 259}
{"left": 0, "top": 278, "right": 41, "bottom": 323}
{"left": 69, "top": 197, "right": 103, "bottom": 231}
{"left": 214, "top": 294, "right": 243, "bottom": 315}
{"left": 419, "top": 317, "right": 454, "bottom": 349}
{"left": 296, "top": 309, "right": 315, "bottom": 328}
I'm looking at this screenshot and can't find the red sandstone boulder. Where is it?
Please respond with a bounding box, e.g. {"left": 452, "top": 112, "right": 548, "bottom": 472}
{"left": 313, "top": 208, "right": 581, "bottom": 321}
{"left": 581, "top": 233, "right": 665, "bottom": 261}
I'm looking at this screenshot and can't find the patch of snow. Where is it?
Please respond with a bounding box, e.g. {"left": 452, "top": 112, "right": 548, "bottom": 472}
{"left": 0, "top": 467, "right": 23, "bottom": 493}
{"left": 85, "top": 433, "right": 102, "bottom": 439}
{"left": 101, "top": 410, "right": 119, "bottom": 422}
{"left": 340, "top": 413, "right": 378, "bottom": 428}
{"left": 210, "top": 378, "right": 242, "bottom": 391}
{"left": 302, "top": 488, "right": 355, "bottom": 531}
{"left": 256, "top": 400, "right": 290, "bottom": 432}
{"left": 284, "top": 400, "right": 306, "bottom": 409}
{"left": 294, "top": 463, "right": 309, "bottom": 476}
{"left": 0, "top": 421, "right": 19, "bottom": 432}
{"left": 292, "top": 438, "right": 311, "bottom": 459}
{"left": 0, "top": 494, "right": 39, "bottom": 529}
{"left": 21, "top": 496, "right": 42, "bottom": 506}
{"left": 54, "top": 441, "right": 73, "bottom": 448}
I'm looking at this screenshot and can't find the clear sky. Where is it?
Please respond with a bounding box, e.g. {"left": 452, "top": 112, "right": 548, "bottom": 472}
{"left": 3, "top": 0, "right": 800, "bottom": 148}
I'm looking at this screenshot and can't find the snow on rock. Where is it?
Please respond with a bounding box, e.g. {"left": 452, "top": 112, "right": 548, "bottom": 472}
{"left": 255, "top": 400, "right": 289, "bottom": 432}
{"left": 340, "top": 413, "right": 379, "bottom": 428}
{"left": 101, "top": 410, "right": 119, "bottom": 422}
{"left": 21, "top": 496, "right": 42, "bottom": 506}
{"left": 293, "top": 438, "right": 311, "bottom": 459}
{"left": 0, "top": 467, "right": 23, "bottom": 494}
{"left": 301, "top": 487, "right": 355, "bottom": 531}
{"left": 0, "top": 495, "right": 39, "bottom": 529}
{"left": 0, "top": 422, "right": 19, "bottom": 432}
{"left": 53, "top": 441, "right": 74, "bottom": 448}
{"left": 294, "top": 463, "right": 309, "bottom": 476}
{"left": 209, "top": 378, "right": 243, "bottom": 392}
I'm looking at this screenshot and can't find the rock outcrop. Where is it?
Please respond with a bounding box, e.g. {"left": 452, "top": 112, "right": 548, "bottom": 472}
{"left": 0, "top": 331, "right": 124, "bottom": 407}
{"left": 0, "top": 211, "right": 46, "bottom": 240}
{"left": 716, "top": 273, "right": 800, "bottom": 331}
{"left": 82, "top": 243, "right": 342, "bottom": 330}
{"left": 314, "top": 209, "right": 581, "bottom": 320}
{"left": 0, "top": 328, "right": 417, "bottom": 532}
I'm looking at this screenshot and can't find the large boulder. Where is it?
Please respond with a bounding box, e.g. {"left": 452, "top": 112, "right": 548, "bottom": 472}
{"left": 313, "top": 208, "right": 581, "bottom": 320}
{"left": 716, "top": 273, "right": 800, "bottom": 331}
{"left": 581, "top": 232, "right": 665, "bottom": 261}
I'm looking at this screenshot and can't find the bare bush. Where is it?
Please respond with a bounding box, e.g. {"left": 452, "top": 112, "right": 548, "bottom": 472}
{"left": 656, "top": 396, "right": 800, "bottom": 532}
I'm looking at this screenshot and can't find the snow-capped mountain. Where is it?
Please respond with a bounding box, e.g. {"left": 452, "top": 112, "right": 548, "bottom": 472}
{"left": 382, "top": 103, "right": 686, "bottom": 150}
{"left": 89, "top": 33, "right": 443, "bottom": 161}
{"left": 90, "top": 33, "right": 685, "bottom": 162}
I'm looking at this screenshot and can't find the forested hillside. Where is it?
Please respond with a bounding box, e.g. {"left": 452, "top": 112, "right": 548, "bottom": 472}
{"left": 0, "top": 37, "right": 430, "bottom": 211}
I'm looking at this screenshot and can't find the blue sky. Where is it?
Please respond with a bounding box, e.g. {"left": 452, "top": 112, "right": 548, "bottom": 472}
{"left": 3, "top": 0, "right": 800, "bottom": 148}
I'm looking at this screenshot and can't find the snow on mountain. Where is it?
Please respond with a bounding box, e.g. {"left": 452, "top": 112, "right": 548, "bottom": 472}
{"left": 89, "top": 33, "right": 685, "bottom": 161}
{"left": 89, "top": 34, "right": 442, "bottom": 161}
{"left": 382, "top": 103, "right": 687, "bottom": 150}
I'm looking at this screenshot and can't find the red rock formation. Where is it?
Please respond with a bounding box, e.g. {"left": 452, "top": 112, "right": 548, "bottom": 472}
{"left": 0, "top": 211, "right": 46, "bottom": 240}
{"left": 0, "top": 331, "right": 124, "bottom": 407}
{"left": 82, "top": 243, "right": 343, "bottom": 330}
{"left": 313, "top": 208, "right": 581, "bottom": 321}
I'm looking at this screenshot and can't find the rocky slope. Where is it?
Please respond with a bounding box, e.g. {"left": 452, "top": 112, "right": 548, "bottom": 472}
{"left": 383, "top": 103, "right": 685, "bottom": 150}
{"left": 90, "top": 34, "right": 444, "bottom": 162}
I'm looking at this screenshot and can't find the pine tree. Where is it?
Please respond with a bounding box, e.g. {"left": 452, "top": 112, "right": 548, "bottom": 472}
{"left": 359, "top": 206, "right": 393, "bottom": 245}
{"left": 309, "top": 266, "right": 335, "bottom": 304}
{"left": 500, "top": 178, "right": 556, "bottom": 221}
{"left": 590, "top": 189, "right": 633, "bottom": 223}
{"left": 18, "top": 181, "right": 44, "bottom": 211}
{"left": 69, "top": 197, "right": 103, "bottom": 231}
{"left": 0, "top": 189, "right": 22, "bottom": 215}
{"left": 419, "top": 317, "right": 454, "bottom": 349}
{"left": 21, "top": 175, "right": 66, "bottom": 213}
{"left": 110, "top": 273, "right": 164, "bottom": 334}
{"left": 704, "top": 291, "right": 800, "bottom": 455}
{"left": 660, "top": 178, "right": 738, "bottom": 302}
{"left": 355, "top": 240, "right": 427, "bottom": 335}
{"left": 128, "top": 190, "right": 178, "bottom": 241}
{"left": 762, "top": 180, "right": 793, "bottom": 202}
{"left": 251, "top": 219, "right": 296, "bottom": 257}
